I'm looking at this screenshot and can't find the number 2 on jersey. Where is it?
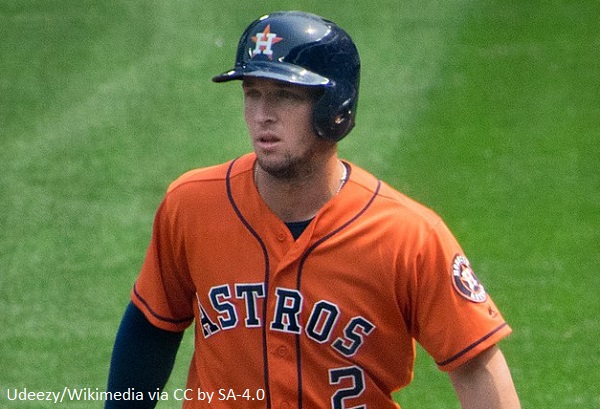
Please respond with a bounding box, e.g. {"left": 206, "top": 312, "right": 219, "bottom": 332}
{"left": 329, "top": 366, "right": 366, "bottom": 409}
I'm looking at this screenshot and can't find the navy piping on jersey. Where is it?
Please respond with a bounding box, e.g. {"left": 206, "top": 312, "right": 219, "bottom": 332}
{"left": 436, "top": 322, "right": 509, "bottom": 367}
{"left": 294, "top": 178, "right": 382, "bottom": 408}
{"left": 132, "top": 283, "right": 195, "bottom": 325}
{"left": 226, "top": 157, "right": 381, "bottom": 408}
{"left": 226, "top": 158, "right": 273, "bottom": 409}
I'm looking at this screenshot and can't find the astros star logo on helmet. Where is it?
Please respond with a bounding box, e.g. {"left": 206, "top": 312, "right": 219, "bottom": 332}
{"left": 251, "top": 25, "right": 283, "bottom": 58}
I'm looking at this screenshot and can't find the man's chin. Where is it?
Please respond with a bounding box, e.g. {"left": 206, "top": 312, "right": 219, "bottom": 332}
{"left": 256, "top": 156, "right": 298, "bottom": 180}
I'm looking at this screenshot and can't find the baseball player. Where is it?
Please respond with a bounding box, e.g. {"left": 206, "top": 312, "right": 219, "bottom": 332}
{"left": 106, "top": 11, "right": 520, "bottom": 409}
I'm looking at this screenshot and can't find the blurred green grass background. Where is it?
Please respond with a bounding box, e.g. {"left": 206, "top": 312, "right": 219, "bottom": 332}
{"left": 1, "top": 0, "right": 598, "bottom": 407}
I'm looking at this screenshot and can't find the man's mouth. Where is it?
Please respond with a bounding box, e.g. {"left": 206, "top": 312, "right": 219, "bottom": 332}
{"left": 256, "top": 134, "right": 281, "bottom": 149}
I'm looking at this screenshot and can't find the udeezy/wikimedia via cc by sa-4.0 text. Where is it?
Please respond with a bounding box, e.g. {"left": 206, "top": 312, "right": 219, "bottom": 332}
{"left": 4, "top": 387, "right": 267, "bottom": 404}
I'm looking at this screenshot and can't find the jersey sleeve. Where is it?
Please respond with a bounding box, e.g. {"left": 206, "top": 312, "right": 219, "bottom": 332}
{"left": 410, "top": 220, "right": 512, "bottom": 372}
{"left": 131, "top": 195, "right": 196, "bottom": 332}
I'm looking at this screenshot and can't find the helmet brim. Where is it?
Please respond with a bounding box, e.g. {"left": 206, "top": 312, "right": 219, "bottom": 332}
{"left": 212, "top": 61, "right": 332, "bottom": 86}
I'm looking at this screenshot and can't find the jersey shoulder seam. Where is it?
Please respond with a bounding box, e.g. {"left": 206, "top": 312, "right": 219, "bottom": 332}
{"left": 167, "top": 163, "right": 229, "bottom": 194}
{"left": 166, "top": 154, "right": 254, "bottom": 195}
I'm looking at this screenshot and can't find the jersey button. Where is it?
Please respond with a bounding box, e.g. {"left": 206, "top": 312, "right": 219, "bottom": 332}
{"left": 277, "top": 232, "right": 286, "bottom": 242}
{"left": 280, "top": 402, "right": 291, "bottom": 409}
{"left": 276, "top": 346, "right": 288, "bottom": 357}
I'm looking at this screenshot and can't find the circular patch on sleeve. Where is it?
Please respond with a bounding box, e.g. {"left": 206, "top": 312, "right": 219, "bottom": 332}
{"left": 452, "top": 255, "right": 487, "bottom": 303}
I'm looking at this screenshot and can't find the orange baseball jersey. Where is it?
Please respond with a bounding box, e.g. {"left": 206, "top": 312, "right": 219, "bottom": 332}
{"left": 132, "top": 152, "right": 512, "bottom": 408}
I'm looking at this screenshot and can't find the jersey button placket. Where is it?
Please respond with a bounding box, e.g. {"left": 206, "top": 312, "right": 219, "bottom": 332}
{"left": 266, "top": 231, "right": 302, "bottom": 407}
{"left": 265, "top": 299, "right": 298, "bottom": 409}
{"left": 266, "top": 342, "right": 298, "bottom": 409}
{"left": 276, "top": 345, "right": 288, "bottom": 357}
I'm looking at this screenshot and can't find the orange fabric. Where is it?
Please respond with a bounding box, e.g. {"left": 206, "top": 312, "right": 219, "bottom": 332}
{"left": 131, "top": 153, "right": 511, "bottom": 408}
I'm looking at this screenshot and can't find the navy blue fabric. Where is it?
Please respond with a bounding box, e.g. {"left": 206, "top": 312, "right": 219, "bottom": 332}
{"left": 105, "top": 302, "right": 184, "bottom": 408}
{"left": 285, "top": 219, "right": 313, "bottom": 240}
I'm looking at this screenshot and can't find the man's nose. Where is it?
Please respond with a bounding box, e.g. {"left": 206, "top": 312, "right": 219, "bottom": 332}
{"left": 254, "top": 97, "right": 276, "bottom": 123}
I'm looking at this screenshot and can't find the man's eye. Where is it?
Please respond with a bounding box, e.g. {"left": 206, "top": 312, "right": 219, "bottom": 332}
{"left": 277, "top": 90, "right": 302, "bottom": 101}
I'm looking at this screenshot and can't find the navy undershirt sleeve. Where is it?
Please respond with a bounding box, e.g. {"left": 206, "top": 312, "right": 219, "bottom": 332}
{"left": 105, "top": 301, "right": 184, "bottom": 408}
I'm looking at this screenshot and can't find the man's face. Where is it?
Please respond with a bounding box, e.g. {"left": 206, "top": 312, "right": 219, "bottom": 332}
{"left": 242, "top": 77, "right": 331, "bottom": 180}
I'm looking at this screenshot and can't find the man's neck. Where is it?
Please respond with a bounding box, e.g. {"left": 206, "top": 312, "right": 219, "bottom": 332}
{"left": 254, "top": 156, "right": 346, "bottom": 223}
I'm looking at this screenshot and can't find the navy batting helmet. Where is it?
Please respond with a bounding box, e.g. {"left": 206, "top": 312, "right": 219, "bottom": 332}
{"left": 212, "top": 11, "right": 360, "bottom": 142}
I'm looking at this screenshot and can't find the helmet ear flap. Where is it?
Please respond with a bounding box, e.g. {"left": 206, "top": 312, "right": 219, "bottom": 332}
{"left": 313, "top": 85, "right": 358, "bottom": 142}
